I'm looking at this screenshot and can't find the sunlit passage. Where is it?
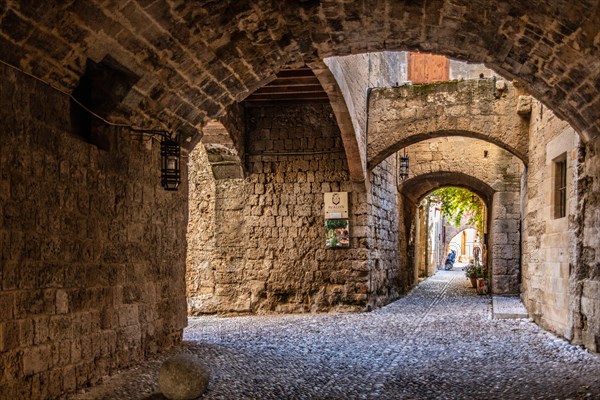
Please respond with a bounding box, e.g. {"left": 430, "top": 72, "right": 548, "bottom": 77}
{"left": 413, "top": 187, "right": 487, "bottom": 279}
{"left": 70, "top": 270, "right": 600, "bottom": 400}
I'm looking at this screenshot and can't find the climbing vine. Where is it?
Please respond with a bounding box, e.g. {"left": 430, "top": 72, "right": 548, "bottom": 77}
{"left": 425, "top": 187, "right": 485, "bottom": 235}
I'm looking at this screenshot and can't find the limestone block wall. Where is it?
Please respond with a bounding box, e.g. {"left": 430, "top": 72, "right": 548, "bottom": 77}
{"left": 576, "top": 134, "right": 600, "bottom": 352}
{"left": 522, "top": 102, "right": 579, "bottom": 341}
{"left": 367, "top": 158, "right": 404, "bottom": 305}
{"left": 406, "top": 137, "right": 523, "bottom": 192}
{"left": 520, "top": 100, "right": 600, "bottom": 348}
{"left": 186, "top": 143, "right": 218, "bottom": 314}
{"left": 187, "top": 103, "right": 374, "bottom": 315}
{"left": 0, "top": 64, "right": 188, "bottom": 398}
{"left": 490, "top": 190, "right": 522, "bottom": 293}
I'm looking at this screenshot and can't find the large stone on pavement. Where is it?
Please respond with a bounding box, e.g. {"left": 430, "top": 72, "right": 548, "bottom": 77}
{"left": 159, "top": 354, "right": 209, "bottom": 400}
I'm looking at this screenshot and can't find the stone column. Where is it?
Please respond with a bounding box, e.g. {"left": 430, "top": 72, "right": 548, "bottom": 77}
{"left": 490, "top": 191, "right": 521, "bottom": 294}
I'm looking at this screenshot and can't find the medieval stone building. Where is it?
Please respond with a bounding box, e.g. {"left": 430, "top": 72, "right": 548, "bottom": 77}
{"left": 0, "top": 1, "right": 599, "bottom": 398}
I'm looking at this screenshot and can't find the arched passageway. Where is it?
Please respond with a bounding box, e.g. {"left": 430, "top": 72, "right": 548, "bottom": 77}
{"left": 398, "top": 173, "right": 493, "bottom": 290}
{"left": 395, "top": 134, "right": 524, "bottom": 294}
{"left": 2, "top": 3, "right": 600, "bottom": 398}
{"left": 446, "top": 228, "right": 481, "bottom": 265}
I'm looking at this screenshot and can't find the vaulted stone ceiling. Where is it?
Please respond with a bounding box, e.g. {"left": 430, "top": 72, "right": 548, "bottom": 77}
{"left": 1, "top": 0, "right": 599, "bottom": 149}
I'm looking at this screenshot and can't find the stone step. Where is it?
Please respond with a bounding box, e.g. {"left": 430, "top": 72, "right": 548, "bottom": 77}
{"left": 492, "top": 295, "right": 529, "bottom": 319}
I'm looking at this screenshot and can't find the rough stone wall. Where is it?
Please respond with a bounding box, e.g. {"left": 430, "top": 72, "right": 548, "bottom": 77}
{"left": 490, "top": 189, "right": 522, "bottom": 293}
{"left": 522, "top": 102, "right": 580, "bottom": 341}
{"left": 0, "top": 65, "right": 187, "bottom": 398}
{"left": 576, "top": 134, "right": 600, "bottom": 352}
{"left": 406, "top": 137, "right": 523, "bottom": 193}
{"left": 187, "top": 103, "right": 374, "bottom": 315}
{"left": 186, "top": 143, "right": 217, "bottom": 314}
{"left": 367, "top": 159, "right": 403, "bottom": 306}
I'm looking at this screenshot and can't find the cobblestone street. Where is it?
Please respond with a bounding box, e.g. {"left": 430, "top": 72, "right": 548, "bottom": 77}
{"left": 70, "top": 270, "right": 600, "bottom": 400}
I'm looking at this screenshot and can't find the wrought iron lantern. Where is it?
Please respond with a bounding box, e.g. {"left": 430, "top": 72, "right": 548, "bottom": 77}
{"left": 160, "top": 135, "right": 181, "bottom": 191}
{"left": 399, "top": 149, "right": 409, "bottom": 181}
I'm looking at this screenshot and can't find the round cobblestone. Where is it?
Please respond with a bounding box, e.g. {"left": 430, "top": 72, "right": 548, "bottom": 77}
{"left": 68, "top": 270, "right": 600, "bottom": 400}
{"left": 158, "top": 354, "right": 209, "bottom": 400}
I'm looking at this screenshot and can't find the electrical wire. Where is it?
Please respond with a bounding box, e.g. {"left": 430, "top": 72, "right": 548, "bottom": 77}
{"left": 0, "top": 58, "right": 173, "bottom": 138}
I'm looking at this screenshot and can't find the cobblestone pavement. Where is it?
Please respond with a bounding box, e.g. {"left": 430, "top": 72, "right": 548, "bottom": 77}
{"left": 69, "top": 270, "right": 600, "bottom": 400}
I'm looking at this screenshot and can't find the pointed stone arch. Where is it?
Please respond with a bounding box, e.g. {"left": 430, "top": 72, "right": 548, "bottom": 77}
{"left": 309, "top": 61, "right": 366, "bottom": 183}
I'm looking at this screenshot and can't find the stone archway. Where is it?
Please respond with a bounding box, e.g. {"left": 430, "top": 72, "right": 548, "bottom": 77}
{"left": 366, "top": 79, "right": 531, "bottom": 169}
{"left": 394, "top": 135, "right": 524, "bottom": 294}
{"left": 2, "top": 1, "right": 599, "bottom": 147}
{"left": 440, "top": 225, "right": 483, "bottom": 263}
{"left": 397, "top": 171, "right": 493, "bottom": 289}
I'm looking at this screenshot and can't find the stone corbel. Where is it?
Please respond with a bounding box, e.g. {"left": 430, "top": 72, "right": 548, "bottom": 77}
{"left": 517, "top": 95, "right": 533, "bottom": 116}
{"left": 201, "top": 120, "right": 245, "bottom": 180}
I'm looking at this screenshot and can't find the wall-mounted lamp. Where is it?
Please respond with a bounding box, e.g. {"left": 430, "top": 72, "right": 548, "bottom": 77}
{"left": 160, "top": 135, "right": 181, "bottom": 191}
{"left": 399, "top": 148, "right": 409, "bottom": 181}
{"left": 395, "top": 148, "right": 410, "bottom": 192}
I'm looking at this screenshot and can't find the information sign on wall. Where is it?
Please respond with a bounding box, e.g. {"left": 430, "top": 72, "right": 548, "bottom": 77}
{"left": 324, "top": 192, "right": 349, "bottom": 219}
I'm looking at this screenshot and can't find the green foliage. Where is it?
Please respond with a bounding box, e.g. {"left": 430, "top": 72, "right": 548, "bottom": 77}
{"left": 465, "top": 263, "right": 483, "bottom": 279}
{"left": 325, "top": 219, "right": 347, "bottom": 230}
{"left": 425, "top": 187, "right": 484, "bottom": 235}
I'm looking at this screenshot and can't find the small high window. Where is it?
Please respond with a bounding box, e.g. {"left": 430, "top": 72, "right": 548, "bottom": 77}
{"left": 554, "top": 155, "right": 567, "bottom": 219}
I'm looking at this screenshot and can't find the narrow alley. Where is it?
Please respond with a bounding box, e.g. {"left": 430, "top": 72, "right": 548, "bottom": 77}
{"left": 70, "top": 270, "right": 600, "bottom": 400}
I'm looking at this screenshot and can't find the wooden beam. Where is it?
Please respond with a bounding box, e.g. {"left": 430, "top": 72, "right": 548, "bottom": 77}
{"left": 276, "top": 68, "right": 314, "bottom": 78}
{"left": 249, "top": 88, "right": 327, "bottom": 96}
{"left": 245, "top": 93, "right": 330, "bottom": 101}
{"left": 243, "top": 98, "right": 330, "bottom": 107}
{"left": 268, "top": 77, "right": 321, "bottom": 86}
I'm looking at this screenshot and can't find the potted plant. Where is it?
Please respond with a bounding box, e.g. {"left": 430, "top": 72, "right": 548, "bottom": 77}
{"left": 476, "top": 268, "right": 490, "bottom": 295}
{"left": 465, "top": 263, "right": 482, "bottom": 288}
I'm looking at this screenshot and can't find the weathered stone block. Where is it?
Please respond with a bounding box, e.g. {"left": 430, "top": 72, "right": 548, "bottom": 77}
{"left": 23, "top": 345, "right": 52, "bottom": 375}
{"left": 492, "top": 274, "right": 519, "bottom": 295}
